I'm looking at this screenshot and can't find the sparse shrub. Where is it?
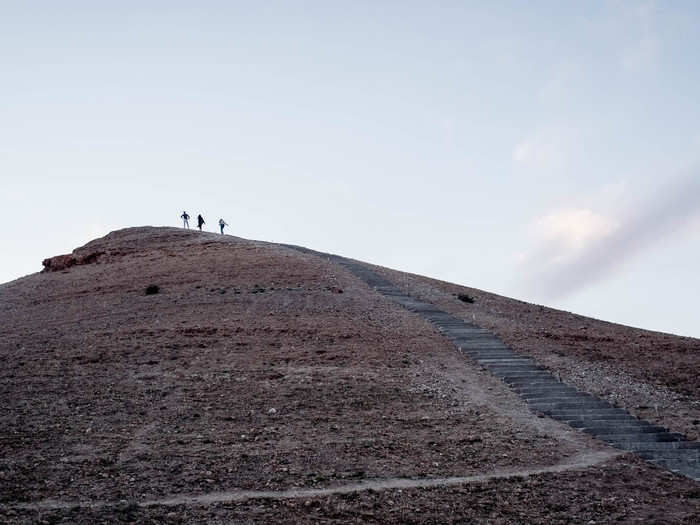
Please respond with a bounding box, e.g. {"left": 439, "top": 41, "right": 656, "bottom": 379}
{"left": 457, "top": 293, "right": 474, "bottom": 304}
{"left": 145, "top": 284, "right": 160, "bottom": 295}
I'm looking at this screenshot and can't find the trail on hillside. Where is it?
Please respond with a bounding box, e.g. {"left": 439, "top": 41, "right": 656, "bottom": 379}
{"left": 280, "top": 245, "right": 700, "bottom": 482}
{"left": 9, "top": 450, "right": 621, "bottom": 511}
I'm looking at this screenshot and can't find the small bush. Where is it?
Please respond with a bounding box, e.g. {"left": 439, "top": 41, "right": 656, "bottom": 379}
{"left": 145, "top": 284, "right": 160, "bottom": 295}
{"left": 457, "top": 293, "right": 474, "bottom": 304}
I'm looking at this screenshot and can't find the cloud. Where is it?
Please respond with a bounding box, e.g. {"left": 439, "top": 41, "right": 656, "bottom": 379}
{"left": 531, "top": 209, "right": 619, "bottom": 262}
{"left": 516, "top": 171, "right": 700, "bottom": 300}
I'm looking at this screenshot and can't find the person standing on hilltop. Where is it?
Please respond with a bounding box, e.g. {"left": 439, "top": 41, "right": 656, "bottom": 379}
{"left": 197, "top": 214, "right": 205, "bottom": 231}
{"left": 219, "top": 218, "right": 228, "bottom": 234}
{"left": 181, "top": 211, "right": 190, "bottom": 229}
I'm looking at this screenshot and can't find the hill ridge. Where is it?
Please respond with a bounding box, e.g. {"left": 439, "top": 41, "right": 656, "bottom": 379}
{"left": 1, "top": 226, "right": 698, "bottom": 522}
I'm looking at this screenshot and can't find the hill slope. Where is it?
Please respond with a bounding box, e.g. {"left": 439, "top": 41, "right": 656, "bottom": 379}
{"left": 1, "top": 227, "right": 698, "bottom": 523}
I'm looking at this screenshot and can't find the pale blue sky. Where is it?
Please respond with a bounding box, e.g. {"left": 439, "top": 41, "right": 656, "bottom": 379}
{"left": 2, "top": 1, "right": 699, "bottom": 337}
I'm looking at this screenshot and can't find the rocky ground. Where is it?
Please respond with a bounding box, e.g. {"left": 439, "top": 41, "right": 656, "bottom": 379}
{"left": 1, "top": 227, "right": 698, "bottom": 523}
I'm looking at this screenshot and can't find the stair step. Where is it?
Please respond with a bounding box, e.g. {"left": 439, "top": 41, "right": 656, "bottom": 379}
{"left": 566, "top": 416, "right": 641, "bottom": 427}
{"left": 547, "top": 409, "right": 630, "bottom": 418}
{"left": 533, "top": 401, "right": 617, "bottom": 411}
{"left": 496, "top": 371, "right": 553, "bottom": 379}
{"left": 617, "top": 441, "right": 700, "bottom": 451}
{"left": 508, "top": 379, "right": 565, "bottom": 387}
{"left": 463, "top": 352, "right": 519, "bottom": 359}
{"left": 637, "top": 449, "right": 700, "bottom": 460}
{"left": 477, "top": 358, "right": 536, "bottom": 364}
{"left": 536, "top": 405, "right": 618, "bottom": 414}
{"left": 581, "top": 425, "right": 667, "bottom": 436}
{"left": 515, "top": 387, "right": 580, "bottom": 395}
{"left": 602, "top": 432, "right": 687, "bottom": 443}
{"left": 521, "top": 392, "right": 591, "bottom": 402}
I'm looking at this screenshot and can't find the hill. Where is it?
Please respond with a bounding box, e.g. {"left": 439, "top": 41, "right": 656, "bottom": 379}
{"left": 1, "top": 227, "right": 698, "bottom": 523}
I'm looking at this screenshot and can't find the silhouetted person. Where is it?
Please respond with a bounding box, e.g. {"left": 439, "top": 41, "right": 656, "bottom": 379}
{"left": 219, "top": 218, "right": 228, "bottom": 234}
{"left": 197, "top": 214, "right": 205, "bottom": 231}
{"left": 181, "top": 211, "right": 190, "bottom": 229}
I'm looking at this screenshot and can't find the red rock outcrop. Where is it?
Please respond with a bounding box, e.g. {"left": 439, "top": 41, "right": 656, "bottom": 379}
{"left": 42, "top": 251, "right": 105, "bottom": 272}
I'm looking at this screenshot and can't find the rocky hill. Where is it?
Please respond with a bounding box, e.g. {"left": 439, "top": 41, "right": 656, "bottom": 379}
{"left": 1, "top": 227, "right": 698, "bottom": 523}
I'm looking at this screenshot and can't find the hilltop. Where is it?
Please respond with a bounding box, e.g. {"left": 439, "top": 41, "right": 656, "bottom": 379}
{"left": 1, "top": 227, "right": 698, "bottom": 523}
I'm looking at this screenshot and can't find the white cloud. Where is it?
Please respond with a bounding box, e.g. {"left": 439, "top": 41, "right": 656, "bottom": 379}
{"left": 514, "top": 171, "right": 700, "bottom": 300}
{"left": 532, "top": 209, "right": 619, "bottom": 262}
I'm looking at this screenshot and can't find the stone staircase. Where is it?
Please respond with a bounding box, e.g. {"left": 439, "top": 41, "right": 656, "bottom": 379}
{"left": 283, "top": 245, "right": 700, "bottom": 481}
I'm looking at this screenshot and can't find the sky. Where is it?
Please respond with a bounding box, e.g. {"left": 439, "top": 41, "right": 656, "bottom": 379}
{"left": 2, "top": 1, "right": 699, "bottom": 337}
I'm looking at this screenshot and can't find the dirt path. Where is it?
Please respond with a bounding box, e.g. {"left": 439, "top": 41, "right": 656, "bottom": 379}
{"left": 8, "top": 450, "right": 620, "bottom": 511}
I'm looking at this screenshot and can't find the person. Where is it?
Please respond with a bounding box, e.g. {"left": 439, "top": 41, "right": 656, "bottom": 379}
{"left": 219, "top": 218, "right": 228, "bottom": 234}
{"left": 181, "top": 211, "right": 190, "bottom": 229}
{"left": 197, "top": 214, "right": 205, "bottom": 231}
